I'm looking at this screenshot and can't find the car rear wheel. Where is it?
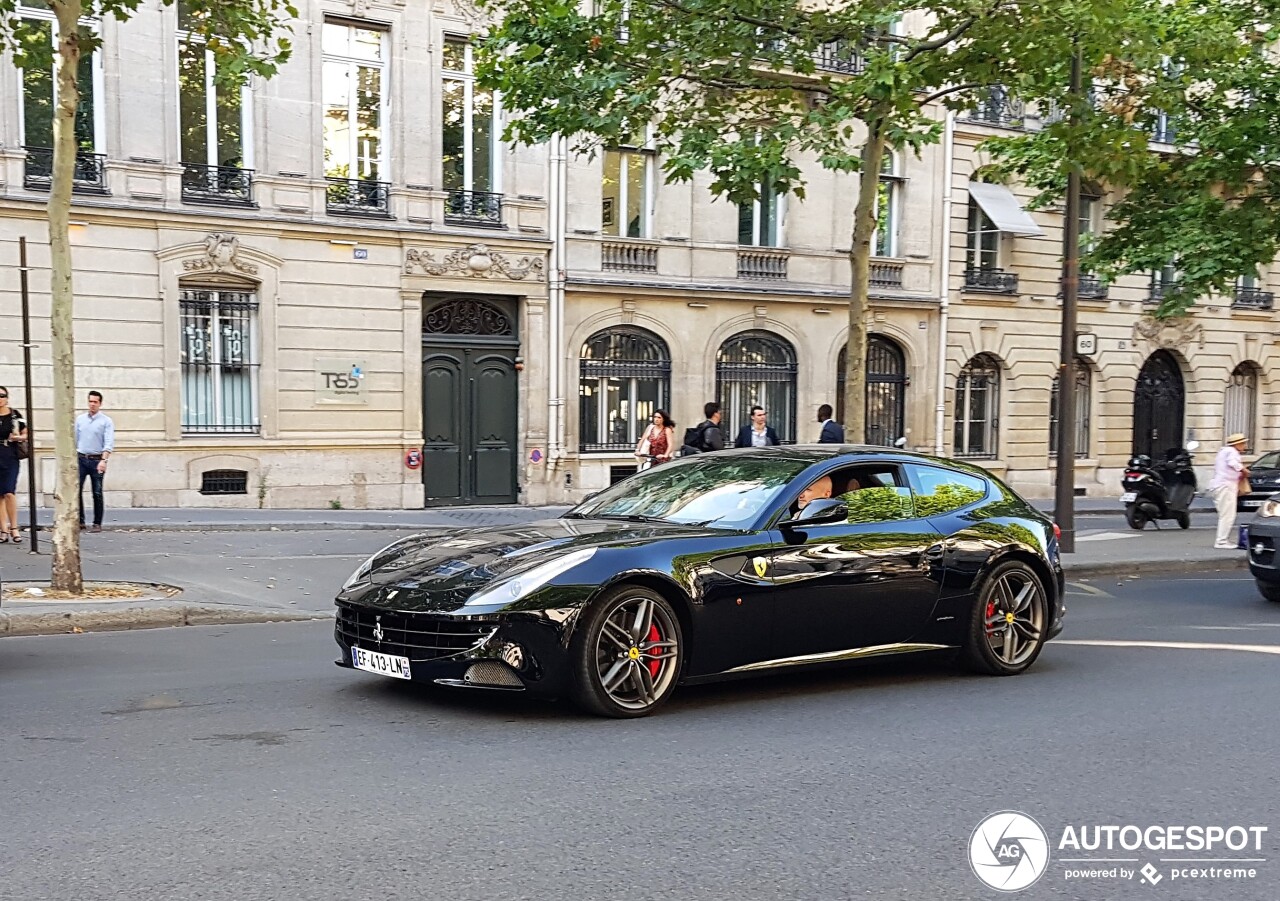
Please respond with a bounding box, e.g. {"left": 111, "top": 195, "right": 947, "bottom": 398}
{"left": 570, "top": 586, "right": 683, "bottom": 718}
{"left": 962, "top": 561, "right": 1048, "bottom": 676}
{"left": 1256, "top": 580, "right": 1280, "bottom": 603}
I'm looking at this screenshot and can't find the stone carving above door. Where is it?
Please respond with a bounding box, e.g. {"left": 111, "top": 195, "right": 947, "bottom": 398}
{"left": 182, "top": 233, "right": 259, "bottom": 277}
{"left": 1132, "top": 314, "right": 1204, "bottom": 351}
{"left": 405, "top": 243, "right": 545, "bottom": 281}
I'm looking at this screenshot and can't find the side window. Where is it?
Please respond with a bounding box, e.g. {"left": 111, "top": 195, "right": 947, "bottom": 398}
{"left": 907, "top": 465, "right": 989, "bottom": 516}
{"left": 833, "top": 465, "right": 916, "bottom": 524}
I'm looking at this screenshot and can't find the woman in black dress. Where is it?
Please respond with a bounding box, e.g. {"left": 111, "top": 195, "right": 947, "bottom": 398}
{"left": 0, "top": 386, "right": 28, "bottom": 543}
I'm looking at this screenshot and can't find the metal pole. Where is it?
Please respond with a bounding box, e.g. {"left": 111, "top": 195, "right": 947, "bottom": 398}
{"left": 1055, "top": 47, "right": 1083, "bottom": 554}
{"left": 19, "top": 237, "right": 39, "bottom": 554}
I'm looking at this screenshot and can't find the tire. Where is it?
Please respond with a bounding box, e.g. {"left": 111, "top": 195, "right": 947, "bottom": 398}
{"left": 961, "top": 560, "right": 1049, "bottom": 676}
{"left": 1176, "top": 512, "right": 1191, "bottom": 530}
{"left": 1125, "top": 505, "right": 1147, "bottom": 530}
{"left": 570, "top": 585, "right": 683, "bottom": 718}
{"left": 1256, "top": 580, "right": 1280, "bottom": 603}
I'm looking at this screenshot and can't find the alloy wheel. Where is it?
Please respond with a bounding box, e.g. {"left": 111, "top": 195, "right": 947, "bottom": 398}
{"left": 983, "top": 569, "right": 1045, "bottom": 667}
{"left": 592, "top": 595, "right": 680, "bottom": 711}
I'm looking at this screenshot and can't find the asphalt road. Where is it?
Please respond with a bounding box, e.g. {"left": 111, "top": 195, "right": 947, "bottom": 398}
{"left": 2, "top": 574, "right": 1277, "bottom": 900}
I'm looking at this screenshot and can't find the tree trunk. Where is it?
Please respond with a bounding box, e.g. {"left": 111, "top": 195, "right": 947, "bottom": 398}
{"left": 845, "top": 121, "right": 887, "bottom": 446}
{"left": 49, "top": 0, "right": 84, "bottom": 593}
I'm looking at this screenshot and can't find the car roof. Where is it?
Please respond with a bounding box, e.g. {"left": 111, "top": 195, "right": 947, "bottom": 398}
{"left": 713, "top": 444, "right": 948, "bottom": 464}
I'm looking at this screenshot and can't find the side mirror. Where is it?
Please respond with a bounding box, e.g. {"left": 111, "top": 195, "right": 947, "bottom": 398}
{"left": 894, "top": 436, "right": 907, "bottom": 448}
{"left": 780, "top": 497, "right": 848, "bottom": 528}
{"left": 1186, "top": 440, "right": 1200, "bottom": 452}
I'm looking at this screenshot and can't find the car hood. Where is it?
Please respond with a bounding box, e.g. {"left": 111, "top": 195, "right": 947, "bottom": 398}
{"left": 344, "top": 517, "right": 714, "bottom": 610}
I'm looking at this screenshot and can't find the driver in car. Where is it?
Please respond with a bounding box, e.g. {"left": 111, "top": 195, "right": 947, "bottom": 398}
{"left": 795, "top": 475, "right": 833, "bottom": 512}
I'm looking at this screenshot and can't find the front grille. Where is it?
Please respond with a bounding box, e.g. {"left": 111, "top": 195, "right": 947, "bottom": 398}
{"left": 1249, "top": 533, "right": 1276, "bottom": 568}
{"left": 464, "top": 661, "right": 524, "bottom": 688}
{"left": 336, "top": 604, "right": 496, "bottom": 660}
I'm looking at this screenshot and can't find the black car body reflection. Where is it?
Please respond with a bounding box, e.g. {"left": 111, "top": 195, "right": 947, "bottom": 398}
{"left": 335, "top": 447, "right": 1065, "bottom": 716}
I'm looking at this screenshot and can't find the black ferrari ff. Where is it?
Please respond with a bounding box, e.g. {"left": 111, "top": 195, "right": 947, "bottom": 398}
{"left": 335, "top": 447, "right": 1065, "bottom": 717}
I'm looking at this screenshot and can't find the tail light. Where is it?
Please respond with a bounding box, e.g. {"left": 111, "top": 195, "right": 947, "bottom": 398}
{"left": 1124, "top": 471, "right": 1143, "bottom": 479}
{"left": 1052, "top": 522, "right": 1061, "bottom": 541}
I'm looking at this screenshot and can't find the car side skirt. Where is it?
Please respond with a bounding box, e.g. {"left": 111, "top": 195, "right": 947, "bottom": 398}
{"left": 683, "top": 642, "right": 955, "bottom": 684}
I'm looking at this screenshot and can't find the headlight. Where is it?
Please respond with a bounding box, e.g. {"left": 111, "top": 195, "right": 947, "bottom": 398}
{"left": 342, "top": 537, "right": 416, "bottom": 589}
{"left": 1258, "top": 498, "right": 1280, "bottom": 518}
{"left": 463, "top": 547, "right": 597, "bottom": 607}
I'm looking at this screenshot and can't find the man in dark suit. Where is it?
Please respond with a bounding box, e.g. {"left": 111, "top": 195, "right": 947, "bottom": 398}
{"left": 734, "top": 405, "right": 781, "bottom": 448}
{"left": 816, "top": 403, "right": 845, "bottom": 443}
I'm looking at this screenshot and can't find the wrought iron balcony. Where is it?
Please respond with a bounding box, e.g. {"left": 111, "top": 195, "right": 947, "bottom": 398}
{"left": 813, "top": 40, "right": 865, "bottom": 75}
{"left": 737, "top": 248, "right": 789, "bottom": 280}
{"left": 445, "top": 189, "right": 504, "bottom": 227}
{"left": 325, "top": 177, "right": 391, "bottom": 217}
{"left": 1233, "top": 286, "right": 1274, "bottom": 310}
{"left": 1146, "top": 280, "right": 1179, "bottom": 304}
{"left": 963, "top": 268, "right": 1019, "bottom": 294}
{"left": 962, "top": 88, "right": 1026, "bottom": 128}
{"left": 602, "top": 240, "right": 658, "bottom": 273}
{"left": 1078, "top": 274, "right": 1108, "bottom": 299}
{"left": 181, "top": 163, "right": 254, "bottom": 206}
{"left": 23, "top": 146, "right": 108, "bottom": 194}
{"left": 869, "top": 260, "right": 904, "bottom": 289}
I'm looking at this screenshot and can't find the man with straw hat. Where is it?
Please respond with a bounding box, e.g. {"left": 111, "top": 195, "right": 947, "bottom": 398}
{"left": 1208, "top": 433, "right": 1250, "bottom": 548}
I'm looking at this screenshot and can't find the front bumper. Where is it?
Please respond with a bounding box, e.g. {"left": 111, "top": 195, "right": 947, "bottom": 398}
{"left": 1245, "top": 517, "right": 1280, "bottom": 584}
{"left": 333, "top": 602, "right": 577, "bottom": 697}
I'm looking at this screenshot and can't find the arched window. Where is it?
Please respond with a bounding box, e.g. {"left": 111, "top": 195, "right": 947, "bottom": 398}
{"left": 954, "top": 354, "right": 1001, "bottom": 459}
{"left": 836, "top": 336, "right": 907, "bottom": 445}
{"left": 579, "top": 327, "right": 671, "bottom": 451}
{"left": 1224, "top": 362, "right": 1259, "bottom": 444}
{"left": 1049, "top": 358, "right": 1092, "bottom": 458}
{"left": 716, "top": 331, "right": 797, "bottom": 442}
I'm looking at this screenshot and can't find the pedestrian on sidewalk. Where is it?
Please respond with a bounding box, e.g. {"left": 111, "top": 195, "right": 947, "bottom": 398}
{"left": 635, "top": 410, "right": 675, "bottom": 469}
{"left": 1208, "top": 432, "right": 1250, "bottom": 549}
{"left": 75, "top": 390, "right": 115, "bottom": 533}
{"left": 816, "top": 404, "right": 845, "bottom": 443}
{"left": 0, "top": 386, "right": 28, "bottom": 544}
{"left": 680, "top": 402, "right": 725, "bottom": 455}
{"left": 734, "top": 405, "right": 780, "bottom": 448}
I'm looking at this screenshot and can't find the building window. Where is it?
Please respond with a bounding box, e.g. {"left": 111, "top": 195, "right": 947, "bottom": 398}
{"left": 737, "top": 179, "right": 783, "bottom": 247}
{"left": 602, "top": 141, "right": 653, "bottom": 238}
{"left": 579, "top": 327, "right": 670, "bottom": 452}
{"left": 966, "top": 198, "right": 1000, "bottom": 271}
{"left": 178, "top": 2, "right": 252, "bottom": 204}
{"left": 1147, "top": 262, "right": 1180, "bottom": 304}
{"left": 180, "top": 288, "right": 260, "bottom": 434}
{"left": 1234, "top": 270, "right": 1274, "bottom": 309}
{"left": 1224, "top": 363, "right": 1258, "bottom": 445}
{"left": 443, "top": 37, "right": 502, "bottom": 225}
{"left": 17, "top": 2, "right": 106, "bottom": 192}
{"left": 954, "top": 354, "right": 1001, "bottom": 459}
{"left": 322, "top": 21, "right": 387, "bottom": 212}
{"left": 875, "top": 152, "right": 902, "bottom": 258}
{"left": 716, "top": 331, "right": 797, "bottom": 442}
{"left": 1049, "top": 358, "right": 1091, "bottom": 458}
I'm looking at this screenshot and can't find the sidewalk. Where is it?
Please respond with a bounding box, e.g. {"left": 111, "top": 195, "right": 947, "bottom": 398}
{"left": 0, "top": 506, "right": 1249, "bottom": 637}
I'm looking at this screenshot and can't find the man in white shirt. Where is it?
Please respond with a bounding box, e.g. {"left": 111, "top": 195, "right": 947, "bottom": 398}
{"left": 1208, "top": 433, "right": 1249, "bottom": 549}
{"left": 75, "top": 390, "right": 115, "bottom": 532}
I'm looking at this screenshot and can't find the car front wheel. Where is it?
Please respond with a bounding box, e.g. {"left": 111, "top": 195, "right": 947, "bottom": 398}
{"left": 1256, "top": 580, "right": 1280, "bottom": 603}
{"left": 570, "top": 586, "right": 683, "bottom": 718}
{"left": 962, "top": 561, "right": 1048, "bottom": 676}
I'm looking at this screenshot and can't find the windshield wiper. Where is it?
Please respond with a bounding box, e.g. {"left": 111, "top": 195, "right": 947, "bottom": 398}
{"left": 594, "top": 513, "right": 668, "bottom": 524}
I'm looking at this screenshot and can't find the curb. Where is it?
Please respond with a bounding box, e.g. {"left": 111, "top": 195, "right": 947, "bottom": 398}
{"left": 0, "top": 605, "right": 332, "bottom": 637}
{"left": 1063, "top": 555, "right": 1249, "bottom": 579}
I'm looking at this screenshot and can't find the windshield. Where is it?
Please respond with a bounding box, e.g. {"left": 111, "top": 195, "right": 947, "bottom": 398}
{"left": 1254, "top": 452, "right": 1280, "bottom": 469}
{"left": 570, "top": 455, "right": 813, "bottom": 529}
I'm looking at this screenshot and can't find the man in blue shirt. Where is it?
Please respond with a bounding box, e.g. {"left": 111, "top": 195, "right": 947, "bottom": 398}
{"left": 75, "top": 390, "right": 115, "bottom": 532}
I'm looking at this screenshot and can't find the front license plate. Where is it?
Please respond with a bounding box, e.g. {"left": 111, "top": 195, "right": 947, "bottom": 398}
{"left": 1120, "top": 492, "right": 1137, "bottom": 503}
{"left": 351, "top": 646, "right": 412, "bottom": 680}
{"left": 1243, "top": 498, "right": 1263, "bottom": 508}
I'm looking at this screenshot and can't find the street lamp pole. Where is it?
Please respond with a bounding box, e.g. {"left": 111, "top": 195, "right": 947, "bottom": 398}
{"left": 1055, "top": 46, "right": 1083, "bottom": 554}
{"left": 18, "top": 237, "right": 39, "bottom": 553}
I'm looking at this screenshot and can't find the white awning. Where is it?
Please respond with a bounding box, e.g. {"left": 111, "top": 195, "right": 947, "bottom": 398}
{"left": 968, "top": 182, "right": 1045, "bottom": 237}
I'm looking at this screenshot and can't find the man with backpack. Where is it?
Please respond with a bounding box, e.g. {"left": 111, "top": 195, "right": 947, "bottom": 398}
{"left": 680, "top": 402, "right": 726, "bottom": 456}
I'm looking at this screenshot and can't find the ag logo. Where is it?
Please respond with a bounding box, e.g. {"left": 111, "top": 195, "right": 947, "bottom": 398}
{"left": 752, "top": 557, "right": 768, "bottom": 578}
{"left": 969, "top": 811, "right": 1050, "bottom": 892}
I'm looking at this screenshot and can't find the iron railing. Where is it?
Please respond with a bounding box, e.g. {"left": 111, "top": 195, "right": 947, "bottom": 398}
{"left": 181, "top": 163, "right": 254, "bottom": 206}
{"left": 1146, "top": 279, "right": 1179, "bottom": 304}
{"left": 23, "top": 146, "right": 108, "bottom": 193}
{"left": 602, "top": 240, "right": 659, "bottom": 273}
{"left": 1233, "top": 286, "right": 1274, "bottom": 310}
{"left": 813, "top": 40, "right": 865, "bottom": 75}
{"left": 325, "top": 177, "right": 391, "bottom": 216}
{"left": 737, "top": 248, "right": 789, "bottom": 280}
{"left": 445, "top": 189, "right": 504, "bottom": 227}
{"left": 963, "top": 268, "right": 1019, "bottom": 294}
{"left": 963, "top": 88, "right": 1026, "bottom": 128}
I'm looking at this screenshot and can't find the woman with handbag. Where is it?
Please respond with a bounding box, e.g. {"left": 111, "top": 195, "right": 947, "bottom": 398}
{"left": 634, "top": 410, "right": 675, "bottom": 470}
{"left": 0, "top": 386, "right": 28, "bottom": 543}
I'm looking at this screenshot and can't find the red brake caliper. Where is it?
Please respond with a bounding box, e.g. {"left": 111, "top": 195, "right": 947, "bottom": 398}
{"left": 985, "top": 601, "right": 997, "bottom": 634}
{"left": 646, "top": 624, "right": 662, "bottom": 678}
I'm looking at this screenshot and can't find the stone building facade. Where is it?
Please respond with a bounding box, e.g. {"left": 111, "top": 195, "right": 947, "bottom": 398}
{"left": 0, "top": 1, "right": 1272, "bottom": 509}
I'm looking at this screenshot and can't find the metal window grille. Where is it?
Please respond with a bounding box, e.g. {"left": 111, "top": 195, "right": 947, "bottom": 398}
{"left": 200, "top": 469, "right": 249, "bottom": 495}
{"left": 715, "top": 331, "right": 797, "bottom": 443}
{"left": 1224, "top": 364, "right": 1258, "bottom": 444}
{"left": 579, "top": 328, "right": 671, "bottom": 452}
{"left": 180, "top": 289, "right": 260, "bottom": 434}
{"left": 954, "top": 355, "right": 1000, "bottom": 459}
{"left": 1049, "top": 359, "right": 1091, "bottom": 458}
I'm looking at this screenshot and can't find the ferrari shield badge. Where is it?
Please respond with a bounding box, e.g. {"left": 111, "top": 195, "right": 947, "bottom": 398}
{"left": 752, "top": 557, "right": 768, "bottom": 579}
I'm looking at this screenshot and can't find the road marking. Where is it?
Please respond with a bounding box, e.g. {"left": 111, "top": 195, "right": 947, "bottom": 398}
{"left": 1066, "top": 582, "right": 1114, "bottom": 598}
{"left": 1057, "top": 639, "right": 1280, "bottom": 656}
{"left": 1076, "top": 532, "right": 1139, "bottom": 542}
